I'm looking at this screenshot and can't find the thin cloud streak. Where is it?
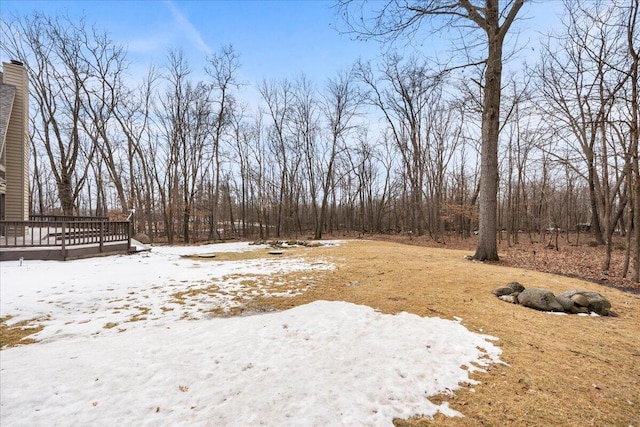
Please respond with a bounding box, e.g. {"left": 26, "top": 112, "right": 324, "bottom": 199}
{"left": 165, "top": 0, "right": 212, "bottom": 55}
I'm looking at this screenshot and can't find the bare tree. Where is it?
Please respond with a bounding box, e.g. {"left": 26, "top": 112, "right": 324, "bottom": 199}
{"left": 0, "top": 13, "right": 114, "bottom": 214}
{"left": 158, "top": 49, "right": 218, "bottom": 243}
{"left": 228, "top": 105, "right": 253, "bottom": 237}
{"left": 537, "top": 0, "right": 637, "bottom": 277}
{"left": 259, "top": 78, "right": 297, "bottom": 236}
{"left": 624, "top": 0, "right": 640, "bottom": 281}
{"left": 113, "top": 67, "right": 160, "bottom": 237}
{"left": 204, "top": 45, "right": 240, "bottom": 240}
{"left": 288, "top": 75, "right": 320, "bottom": 237}
{"left": 538, "top": 2, "right": 619, "bottom": 246}
{"left": 157, "top": 49, "right": 192, "bottom": 242}
{"left": 424, "top": 92, "right": 462, "bottom": 241}
{"left": 355, "top": 55, "right": 444, "bottom": 236}
{"left": 337, "top": 0, "right": 525, "bottom": 260}
{"left": 315, "top": 70, "right": 361, "bottom": 238}
{"left": 78, "top": 28, "right": 130, "bottom": 213}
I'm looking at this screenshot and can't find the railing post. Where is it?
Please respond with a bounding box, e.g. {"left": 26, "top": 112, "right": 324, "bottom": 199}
{"left": 127, "top": 221, "right": 132, "bottom": 252}
{"left": 99, "top": 221, "right": 104, "bottom": 253}
{"left": 61, "top": 222, "right": 66, "bottom": 260}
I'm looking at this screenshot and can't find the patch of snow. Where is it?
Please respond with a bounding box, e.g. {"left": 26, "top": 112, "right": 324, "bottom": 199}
{"left": 1, "top": 242, "right": 503, "bottom": 425}
{"left": 0, "top": 242, "right": 333, "bottom": 341}
{"left": 576, "top": 312, "right": 600, "bottom": 317}
{"left": 310, "top": 239, "right": 342, "bottom": 246}
{"left": 150, "top": 241, "right": 265, "bottom": 256}
{"left": 1, "top": 301, "right": 501, "bottom": 426}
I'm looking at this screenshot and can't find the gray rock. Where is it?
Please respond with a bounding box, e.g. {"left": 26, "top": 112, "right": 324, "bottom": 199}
{"left": 517, "top": 288, "right": 564, "bottom": 312}
{"left": 506, "top": 281, "right": 525, "bottom": 293}
{"left": 499, "top": 295, "right": 519, "bottom": 304}
{"left": 555, "top": 294, "right": 576, "bottom": 312}
{"left": 570, "top": 293, "right": 590, "bottom": 307}
{"left": 555, "top": 295, "right": 591, "bottom": 314}
{"left": 559, "top": 290, "right": 611, "bottom": 316}
{"left": 492, "top": 287, "right": 515, "bottom": 297}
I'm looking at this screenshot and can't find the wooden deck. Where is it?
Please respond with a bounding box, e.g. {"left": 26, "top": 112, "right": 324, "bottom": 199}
{"left": 0, "top": 219, "right": 132, "bottom": 261}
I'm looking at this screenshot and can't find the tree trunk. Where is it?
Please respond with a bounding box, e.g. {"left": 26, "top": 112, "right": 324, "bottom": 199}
{"left": 474, "top": 31, "right": 502, "bottom": 261}
{"left": 629, "top": 0, "right": 640, "bottom": 282}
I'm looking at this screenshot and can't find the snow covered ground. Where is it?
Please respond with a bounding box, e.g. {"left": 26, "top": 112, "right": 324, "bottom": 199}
{"left": 1, "top": 242, "right": 502, "bottom": 426}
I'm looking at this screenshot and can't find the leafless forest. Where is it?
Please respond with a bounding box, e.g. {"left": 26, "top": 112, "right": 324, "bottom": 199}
{"left": 1, "top": 1, "right": 638, "bottom": 280}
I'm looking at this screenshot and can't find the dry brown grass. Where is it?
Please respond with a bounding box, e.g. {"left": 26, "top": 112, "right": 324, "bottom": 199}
{"left": 0, "top": 315, "right": 44, "bottom": 348}
{"left": 365, "top": 232, "right": 640, "bottom": 293}
{"left": 236, "top": 240, "right": 640, "bottom": 426}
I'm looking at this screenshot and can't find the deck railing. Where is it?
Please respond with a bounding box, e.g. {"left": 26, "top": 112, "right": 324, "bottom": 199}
{"left": 29, "top": 214, "right": 109, "bottom": 222}
{"left": 0, "top": 220, "right": 131, "bottom": 251}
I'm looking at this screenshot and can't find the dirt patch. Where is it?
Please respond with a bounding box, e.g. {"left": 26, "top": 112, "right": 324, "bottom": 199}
{"left": 239, "top": 240, "right": 640, "bottom": 426}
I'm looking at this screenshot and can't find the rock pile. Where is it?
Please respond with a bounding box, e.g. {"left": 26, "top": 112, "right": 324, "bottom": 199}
{"left": 492, "top": 282, "right": 611, "bottom": 316}
{"left": 250, "top": 240, "right": 324, "bottom": 248}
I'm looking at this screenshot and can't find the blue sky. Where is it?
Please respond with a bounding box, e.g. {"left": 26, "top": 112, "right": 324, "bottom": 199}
{"left": 1, "top": 0, "right": 384, "bottom": 85}
{"left": 1, "top": 0, "right": 563, "bottom": 88}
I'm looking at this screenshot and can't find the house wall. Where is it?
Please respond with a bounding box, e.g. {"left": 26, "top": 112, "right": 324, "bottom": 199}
{"left": 0, "top": 72, "right": 14, "bottom": 196}
{"left": 2, "top": 61, "right": 29, "bottom": 221}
